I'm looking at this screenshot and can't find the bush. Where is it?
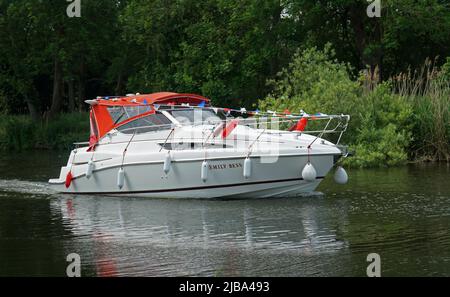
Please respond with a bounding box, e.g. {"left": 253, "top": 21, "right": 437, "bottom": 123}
{"left": 347, "top": 82, "right": 413, "bottom": 167}
{"left": 260, "top": 44, "right": 360, "bottom": 114}
{"left": 1, "top": 115, "right": 36, "bottom": 151}
{"left": 259, "top": 45, "right": 414, "bottom": 168}
{"left": 0, "top": 113, "right": 89, "bottom": 151}
{"left": 38, "top": 113, "right": 90, "bottom": 150}
{"left": 259, "top": 44, "right": 361, "bottom": 143}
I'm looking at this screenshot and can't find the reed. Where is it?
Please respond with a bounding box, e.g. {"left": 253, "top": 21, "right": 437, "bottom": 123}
{"left": 392, "top": 58, "right": 450, "bottom": 162}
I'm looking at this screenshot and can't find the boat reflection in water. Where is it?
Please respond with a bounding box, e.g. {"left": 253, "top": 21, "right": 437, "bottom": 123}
{"left": 51, "top": 194, "right": 349, "bottom": 276}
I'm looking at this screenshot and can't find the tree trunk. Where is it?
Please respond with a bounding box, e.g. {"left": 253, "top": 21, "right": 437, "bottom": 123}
{"left": 115, "top": 72, "right": 124, "bottom": 96}
{"left": 68, "top": 79, "right": 75, "bottom": 112}
{"left": 349, "top": 4, "right": 368, "bottom": 69}
{"left": 78, "top": 61, "right": 86, "bottom": 111}
{"left": 48, "top": 56, "right": 63, "bottom": 120}
{"left": 25, "top": 97, "right": 40, "bottom": 122}
{"left": 375, "top": 18, "right": 384, "bottom": 81}
{"left": 348, "top": 3, "right": 384, "bottom": 80}
{"left": 78, "top": 79, "right": 86, "bottom": 112}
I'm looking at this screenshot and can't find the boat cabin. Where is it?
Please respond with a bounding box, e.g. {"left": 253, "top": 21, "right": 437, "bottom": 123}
{"left": 86, "top": 92, "right": 227, "bottom": 147}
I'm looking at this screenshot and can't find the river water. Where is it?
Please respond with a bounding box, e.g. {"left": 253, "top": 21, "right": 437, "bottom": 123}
{"left": 0, "top": 151, "right": 449, "bottom": 276}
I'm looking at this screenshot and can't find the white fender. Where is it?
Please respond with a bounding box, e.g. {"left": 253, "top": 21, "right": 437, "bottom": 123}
{"left": 302, "top": 162, "right": 317, "bottom": 182}
{"left": 243, "top": 157, "right": 252, "bottom": 179}
{"left": 117, "top": 168, "right": 125, "bottom": 189}
{"left": 334, "top": 166, "right": 348, "bottom": 184}
{"left": 163, "top": 152, "right": 171, "bottom": 174}
{"left": 86, "top": 160, "right": 94, "bottom": 179}
{"left": 201, "top": 161, "right": 208, "bottom": 182}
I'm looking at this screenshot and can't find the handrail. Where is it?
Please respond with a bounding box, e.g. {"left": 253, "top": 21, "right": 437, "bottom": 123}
{"left": 73, "top": 107, "right": 350, "bottom": 148}
{"left": 114, "top": 116, "right": 349, "bottom": 135}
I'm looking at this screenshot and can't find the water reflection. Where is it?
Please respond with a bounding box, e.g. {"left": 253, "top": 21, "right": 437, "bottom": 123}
{"left": 1, "top": 152, "right": 449, "bottom": 276}
{"left": 50, "top": 195, "right": 348, "bottom": 276}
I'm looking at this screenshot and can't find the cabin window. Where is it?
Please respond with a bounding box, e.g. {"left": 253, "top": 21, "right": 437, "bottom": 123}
{"left": 107, "top": 106, "right": 153, "bottom": 124}
{"left": 117, "top": 112, "right": 172, "bottom": 134}
{"left": 167, "top": 108, "right": 225, "bottom": 125}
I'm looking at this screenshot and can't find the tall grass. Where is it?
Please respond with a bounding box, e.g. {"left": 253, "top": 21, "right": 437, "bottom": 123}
{"left": 0, "top": 112, "right": 89, "bottom": 151}
{"left": 392, "top": 59, "right": 450, "bottom": 162}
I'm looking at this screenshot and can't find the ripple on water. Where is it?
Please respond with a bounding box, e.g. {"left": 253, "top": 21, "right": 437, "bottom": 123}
{"left": 0, "top": 179, "right": 54, "bottom": 197}
{"left": 1, "top": 162, "right": 450, "bottom": 276}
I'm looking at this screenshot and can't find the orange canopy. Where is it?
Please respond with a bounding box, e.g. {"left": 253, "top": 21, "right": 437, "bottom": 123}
{"left": 87, "top": 92, "right": 210, "bottom": 150}
{"left": 90, "top": 92, "right": 210, "bottom": 107}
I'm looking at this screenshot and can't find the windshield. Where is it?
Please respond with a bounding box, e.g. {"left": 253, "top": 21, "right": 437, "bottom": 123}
{"left": 167, "top": 108, "right": 225, "bottom": 125}
{"left": 107, "top": 106, "right": 153, "bottom": 124}
{"left": 116, "top": 112, "right": 172, "bottom": 134}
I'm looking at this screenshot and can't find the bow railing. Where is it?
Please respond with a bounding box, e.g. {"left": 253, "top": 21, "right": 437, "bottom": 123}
{"left": 73, "top": 104, "right": 350, "bottom": 148}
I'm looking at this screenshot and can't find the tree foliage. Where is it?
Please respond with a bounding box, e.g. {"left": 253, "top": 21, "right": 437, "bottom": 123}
{"left": 1, "top": 0, "right": 449, "bottom": 115}
{"left": 0, "top": 0, "right": 449, "bottom": 165}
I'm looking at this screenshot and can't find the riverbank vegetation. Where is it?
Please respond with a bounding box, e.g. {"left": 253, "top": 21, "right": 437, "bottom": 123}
{"left": 259, "top": 46, "right": 450, "bottom": 167}
{"left": 0, "top": 112, "right": 88, "bottom": 151}
{"left": 0, "top": 0, "right": 449, "bottom": 167}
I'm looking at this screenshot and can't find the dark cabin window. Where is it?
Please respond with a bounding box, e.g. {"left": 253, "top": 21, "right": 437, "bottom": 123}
{"left": 117, "top": 112, "right": 172, "bottom": 134}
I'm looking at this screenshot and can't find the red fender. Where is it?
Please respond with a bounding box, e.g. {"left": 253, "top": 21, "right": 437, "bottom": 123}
{"left": 288, "top": 117, "right": 308, "bottom": 132}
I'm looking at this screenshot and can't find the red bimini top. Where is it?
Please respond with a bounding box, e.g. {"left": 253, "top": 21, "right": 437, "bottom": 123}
{"left": 87, "top": 92, "right": 210, "bottom": 149}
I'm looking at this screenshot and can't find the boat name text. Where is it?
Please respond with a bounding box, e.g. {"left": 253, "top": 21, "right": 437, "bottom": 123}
{"left": 208, "top": 163, "right": 242, "bottom": 170}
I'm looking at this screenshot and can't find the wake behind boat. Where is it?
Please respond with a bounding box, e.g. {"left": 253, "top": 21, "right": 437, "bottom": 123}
{"left": 49, "top": 92, "right": 350, "bottom": 198}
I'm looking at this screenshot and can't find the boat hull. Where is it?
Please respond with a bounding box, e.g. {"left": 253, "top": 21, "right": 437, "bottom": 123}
{"left": 49, "top": 154, "right": 335, "bottom": 198}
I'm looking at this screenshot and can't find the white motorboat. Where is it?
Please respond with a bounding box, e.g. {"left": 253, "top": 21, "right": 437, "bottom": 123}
{"left": 49, "top": 92, "right": 350, "bottom": 198}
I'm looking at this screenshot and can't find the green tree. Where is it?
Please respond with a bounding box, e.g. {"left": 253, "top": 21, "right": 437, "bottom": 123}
{"left": 283, "top": 0, "right": 450, "bottom": 79}
{"left": 0, "top": 0, "right": 123, "bottom": 119}
{"left": 120, "top": 0, "right": 293, "bottom": 107}
{"left": 0, "top": 0, "right": 48, "bottom": 120}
